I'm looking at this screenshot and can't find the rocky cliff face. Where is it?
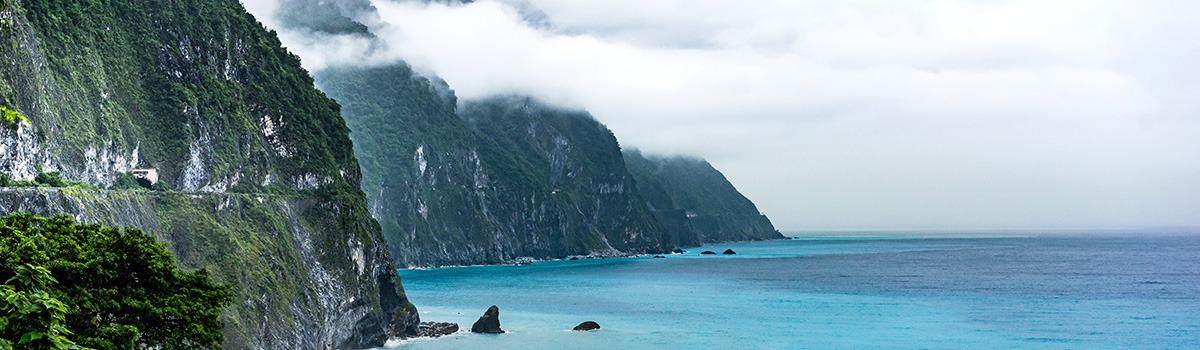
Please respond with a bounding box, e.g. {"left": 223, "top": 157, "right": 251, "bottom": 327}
{"left": 0, "top": 0, "right": 416, "bottom": 347}
{"left": 623, "top": 150, "right": 783, "bottom": 244}
{"left": 316, "top": 65, "right": 669, "bottom": 267}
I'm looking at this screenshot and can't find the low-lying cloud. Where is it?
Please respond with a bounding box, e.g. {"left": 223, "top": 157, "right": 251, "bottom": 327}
{"left": 242, "top": 0, "right": 1200, "bottom": 229}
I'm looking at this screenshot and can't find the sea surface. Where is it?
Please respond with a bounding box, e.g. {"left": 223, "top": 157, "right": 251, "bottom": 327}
{"left": 383, "top": 232, "right": 1200, "bottom": 349}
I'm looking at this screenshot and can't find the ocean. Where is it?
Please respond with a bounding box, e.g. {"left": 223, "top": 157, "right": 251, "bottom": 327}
{"left": 383, "top": 232, "right": 1200, "bottom": 349}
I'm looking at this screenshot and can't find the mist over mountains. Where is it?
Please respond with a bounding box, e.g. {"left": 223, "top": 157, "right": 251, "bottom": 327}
{"left": 247, "top": 0, "right": 1200, "bottom": 229}
{"left": 241, "top": 0, "right": 780, "bottom": 267}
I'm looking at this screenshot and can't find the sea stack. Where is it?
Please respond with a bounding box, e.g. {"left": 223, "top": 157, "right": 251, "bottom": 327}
{"left": 471, "top": 305, "right": 504, "bottom": 334}
{"left": 573, "top": 321, "right": 601, "bottom": 331}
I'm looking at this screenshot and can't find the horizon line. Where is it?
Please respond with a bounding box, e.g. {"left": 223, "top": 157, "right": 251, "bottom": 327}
{"left": 778, "top": 226, "right": 1200, "bottom": 233}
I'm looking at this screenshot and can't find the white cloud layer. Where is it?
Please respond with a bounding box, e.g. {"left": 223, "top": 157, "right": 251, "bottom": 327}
{"left": 244, "top": 0, "right": 1200, "bottom": 229}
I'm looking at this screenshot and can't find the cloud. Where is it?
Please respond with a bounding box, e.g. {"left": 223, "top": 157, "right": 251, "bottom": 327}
{"left": 242, "top": 0, "right": 1200, "bottom": 228}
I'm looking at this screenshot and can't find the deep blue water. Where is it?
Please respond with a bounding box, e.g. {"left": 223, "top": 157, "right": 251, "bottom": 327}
{"left": 383, "top": 233, "right": 1200, "bottom": 349}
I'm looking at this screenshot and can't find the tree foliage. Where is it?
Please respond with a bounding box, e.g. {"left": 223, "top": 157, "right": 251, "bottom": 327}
{"left": 0, "top": 213, "right": 232, "bottom": 349}
{"left": 0, "top": 265, "right": 83, "bottom": 350}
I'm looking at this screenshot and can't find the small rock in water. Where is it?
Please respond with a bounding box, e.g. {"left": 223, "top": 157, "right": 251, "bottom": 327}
{"left": 700, "top": 251, "right": 717, "bottom": 255}
{"left": 417, "top": 321, "right": 459, "bottom": 337}
{"left": 722, "top": 249, "right": 737, "bottom": 255}
{"left": 672, "top": 248, "right": 685, "bottom": 254}
{"left": 652, "top": 255, "right": 666, "bottom": 258}
{"left": 572, "top": 321, "right": 601, "bottom": 331}
{"left": 471, "top": 305, "right": 504, "bottom": 334}
{"left": 569, "top": 257, "right": 580, "bottom": 260}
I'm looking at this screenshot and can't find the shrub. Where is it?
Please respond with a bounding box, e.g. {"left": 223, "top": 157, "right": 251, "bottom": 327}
{"left": 108, "top": 172, "right": 144, "bottom": 190}
{"left": 0, "top": 107, "right": 26, "bottom": 125}
{"left": 32, "top": 172, "right": 64, "bottom": 188}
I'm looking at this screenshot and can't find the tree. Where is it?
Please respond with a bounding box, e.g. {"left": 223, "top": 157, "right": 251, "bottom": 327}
{"left": 0, "top": 265, "right": 84, "bottom": 350}
{"left": 0, "top": 213, "right": 232, "bottom": 349}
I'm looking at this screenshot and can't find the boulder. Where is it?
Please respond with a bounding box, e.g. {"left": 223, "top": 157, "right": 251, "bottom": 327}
{"left": 652, "top": 255, "right": 666, "bottom": 259}
{"left": 417, "top": 322, "right": 459, "bottom": 337}
{"left": 572, "top": 321, "right": 601, "bottom": 331}
{"left": 700, "top": 251, "right": 716, "bottom": 255}
{"left": 672, "top": 248, "right": 685, "bottom": 254}
{"left": 471, "top": 305, "right": 504, "bottom": 334}
{"left": 722, "top": 249, "right": 737, "bottom": 255}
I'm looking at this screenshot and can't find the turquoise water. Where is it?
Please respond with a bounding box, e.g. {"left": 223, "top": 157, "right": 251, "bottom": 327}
{"left": 384, "top": 233, "right": 1200, "bottom": 349}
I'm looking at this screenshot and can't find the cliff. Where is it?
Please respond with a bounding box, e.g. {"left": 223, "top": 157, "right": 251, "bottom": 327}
{"left": 257, "top": 0, "right": 776, "bottom": 266}
{"left": 623, "top": 150, "right": 783, "bottom": 244}
{"left": 316, "top": 65, "right": 669, "bottom": 267}
{"left": 0, "top": 0, "right": 416, "bottom": 347}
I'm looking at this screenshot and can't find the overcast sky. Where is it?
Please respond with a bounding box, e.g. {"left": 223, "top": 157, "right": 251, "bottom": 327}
{"left": 244, "top": 0, "right": 1200, "bottom": 230}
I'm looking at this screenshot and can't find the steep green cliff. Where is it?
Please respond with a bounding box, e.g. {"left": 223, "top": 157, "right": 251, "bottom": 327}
{"left": 0, "top": 0, "right": 417, "bottom": 347}
{"left": 0, "top": 0, "right": 356, "bottom": 191}
{"left": 316, "top": 65, "right": 669, "bottom": 267}
{"left": 259, "top": 0, "right": 775, "bottom": 267}
{"left": 623, "top": 150, "right": 783, "bottom": 244}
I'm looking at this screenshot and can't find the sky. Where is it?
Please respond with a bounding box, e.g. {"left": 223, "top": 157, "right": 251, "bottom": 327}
{"left": 242, "top": 0, "right": 1200, "bottom": 230}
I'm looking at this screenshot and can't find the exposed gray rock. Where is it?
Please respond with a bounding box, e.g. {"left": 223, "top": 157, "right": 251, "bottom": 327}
{"left": 417, "top": 322, "right": 459, "bottom": 337}
{"left": 572, "top": 321, "right": 601, "bottom": 331}
{"left": 471, "top": 305, "right": 504, "bottom": 334}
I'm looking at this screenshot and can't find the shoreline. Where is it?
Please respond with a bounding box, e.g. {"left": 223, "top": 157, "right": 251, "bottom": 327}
{"left": 399, "top": 237, "right": 792, "bottom": 270}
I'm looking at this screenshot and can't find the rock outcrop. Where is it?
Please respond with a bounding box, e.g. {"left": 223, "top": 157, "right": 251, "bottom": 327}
{"left": 471, "top": 305, "right": 505, "bottom": 334}
{"left": 417, "top": 322, "right": 459, "bottom": 338}
{"left": 723, "top": 249, "right": 737, "bottom": 255}
{"left": 572, "top": 321, "right": 601, "bottom": 331}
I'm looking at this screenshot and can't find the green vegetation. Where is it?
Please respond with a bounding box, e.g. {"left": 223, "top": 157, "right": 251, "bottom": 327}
{"left": 1, "top": 0, "right": 362, "bottom": 194}
{"left": 108, "top": 172, "right": 143, "bottom": 190}
{"left": 0, "top": 265, "right": 84, "bottom": 350}
{"left": 0, "top": 173, "right": 99, "bottom": 190}
{"left": 0, "top": 0, "right": 417, "bottom": 346}
{"left": 317, "top": 65, "right": 668, "bottom": 265}
{"left": 0, "top": 188, "right": 416, "bottom": 348}
{"left": 31, "top": 172, "right": 63, "bottom": 188}
{"left": 0, "top": 1, "right": 10, "bottom": 28}
{"left": 0, "top": 106, "right": 25, "bottom": 125}
{"left": 0, "top": 213, "right": 232, "bottom": 349}
{"left": 623, "top": 150, "right": 781, "bottom": 243}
